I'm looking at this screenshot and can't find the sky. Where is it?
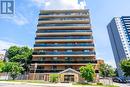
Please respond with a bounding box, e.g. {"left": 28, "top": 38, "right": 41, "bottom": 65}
{"left": 0, "top": 0, "right": 130, "bottom": 67}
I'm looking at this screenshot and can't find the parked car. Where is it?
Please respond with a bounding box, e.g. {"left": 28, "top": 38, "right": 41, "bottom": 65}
{"left": 112, "top": 77, "right": 127, "bottom": 83}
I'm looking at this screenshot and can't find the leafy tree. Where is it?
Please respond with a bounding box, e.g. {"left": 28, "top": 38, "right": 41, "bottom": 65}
{"left": 7, "top": 46, "right": 20, "bottom": 59}
{"left": 99, "top": 64, "right": 115, "bottom": 77}
{"left": 80, "top": 64, "right": 95, "bottom": 82}
{"left": 2, "top": 62, "right": 12, "bottom": 74}
{"left": 7, "top": 46, "right": 32, "bottom": 72}
{"left": 49, "top": 74, "right": 59, "bottom": 83}
{"left": 0, "top": 60, "right": 4, "bottom": 72}
{"left": 120, "top": 59, "right": 130, "bottom": 77}
{"left": 2, "top": 62, "right": 24, "bottom": 80}
{"left": 10, "top": 62, "right": 24, "bottom": 80}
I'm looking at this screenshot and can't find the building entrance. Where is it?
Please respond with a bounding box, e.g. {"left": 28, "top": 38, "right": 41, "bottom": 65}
{"left": 64, "top": 75, "right": 74, "bottom": 82}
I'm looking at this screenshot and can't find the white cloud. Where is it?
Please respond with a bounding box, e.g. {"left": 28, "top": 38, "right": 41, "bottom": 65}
{"left": 0, "top": 40, "right": 21, "bottom": 51}
{"left": 9, "top": 13, "right": 29, "bottom": 26}
{"left": 1, "top": 13, "right": 29, "bottom": 26}
{"left": 31, "top": 0, "right": 82, "bottom": 10}
{"left": 32, "top": 0, "right": 45, "bottom": 7}
{"left": 12, "top": 13, "right": 29, "bottom": 25}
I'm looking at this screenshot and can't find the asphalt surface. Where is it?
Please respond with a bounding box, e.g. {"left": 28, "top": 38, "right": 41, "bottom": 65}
{"left": 0, "top": 81, "right": 130, "bottom": 87}
{"left": 0, "top": 82, "right": 70, "bottom": 87}
{"left": 119, "top": 83, "right": 130, "bottom": 87}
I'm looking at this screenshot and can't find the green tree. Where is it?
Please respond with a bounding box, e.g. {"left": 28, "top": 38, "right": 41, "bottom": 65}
{"left": 49, "top": 74, "right": 59, "bottom": 83}
{"left": 7, "top": 46, "right": 32, "bottom": 72}
{"left": 7, "top": 46, "right": 20, "bottom": 59}
{"left": 10, "top": 62, "right": 24, "bottom": 80}
{"left": 2, "top": 62, "right": 24, "bottom": 80}
{"left": 2, "top": 62, "right": 12, "bottom": 74}
{"left": 80, "top": 64, "right": 95, "bottom": 82}
{"left": 0, "top": 60, "right": 4, "bottom": 72}
{"left": 99, "top": 64, "right": 115, "bottom": 78}
{"left": 120, "top": 59, "right": 130, "bottom": 77}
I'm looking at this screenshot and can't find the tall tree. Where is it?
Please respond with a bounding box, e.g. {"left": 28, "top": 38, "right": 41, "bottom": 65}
{"left": 7, "top": 46, "right": 32, "bottom": 72}
{"left": 80, "top": 64, "right": 95, "bottom": 82}
{"left": 99, "top": 64, "right": 115, "bottom": 77}
{"left": 7, "top": 46, "right": 20, "bottom": 59}
{"left": 120, "top": 59, "right": 130, "bottom": 77}
{"left": 10, "top": 62, "right": 24, "bottom": 80}
{"left": 0, "top": 60, "right": 4, "bottom": 72}
{"left": 2, "top": 62, "right": 24, "bottom": 80}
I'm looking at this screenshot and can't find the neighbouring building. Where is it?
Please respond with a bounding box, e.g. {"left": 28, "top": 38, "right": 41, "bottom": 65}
{"left": 0, "top": 50, "right": 6, "bottom": 61}
{"left": 0, "top": 54, "right": 4, "bottom": 61}
{"left": 29, "top": 0, "right": 103, "bottom": 82}
{"left": 107, "top": 16, "right": 130, "bottom": 78}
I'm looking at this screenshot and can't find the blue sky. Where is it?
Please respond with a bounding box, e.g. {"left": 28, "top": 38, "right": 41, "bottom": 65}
{"left": 0, "top": 0, "right": 130, "bottom": 67}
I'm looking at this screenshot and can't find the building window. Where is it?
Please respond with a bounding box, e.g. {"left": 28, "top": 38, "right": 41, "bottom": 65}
{"left": 65, "top": 57, "right": 72, "bottom": 61}
{"left": 54, "top": 50, "right": 58, "bottom": 52}
{"left": 40, "top": 57, "right": 45, "bottom": 61}
{"left": 65, "top": 66, "right": 72, "bottom": 69}
{"left": 53, "top": 57, "right": 58, "bottom": 60}
{"left": 67, "top": 50, "right": 72, "bottom": 52}
{"left": 52, "top": 65, "right": 57, "bottom": 70}
{"left": 37, "top": 66, "right": 44, "bottom": 70}
{"left": 84, "top": 50, "right": 89, "bottom": 52}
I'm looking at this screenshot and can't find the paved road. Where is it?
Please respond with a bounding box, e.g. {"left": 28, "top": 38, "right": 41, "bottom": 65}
{"left": 0, "top": 83, "right": 43, "bottom": 87}
{"left": 119, "top": 83, "right": 130, "bottom": 87}
{"left": 0, "top": 82, "right": 70, "bottom": 87}
{"left": 0, "top": 81, "right": 130, "bottom": 87}
{"left": 100, "top": 78, "right": 130, "bottom": 87}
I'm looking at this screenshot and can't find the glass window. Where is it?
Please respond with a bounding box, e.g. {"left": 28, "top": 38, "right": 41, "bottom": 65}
{"left": 37, "top": 66, "right": 44, "bottom": 69}
{"left": 67, "top": 50, "right": 72, "bottom": 52}
{"left": 52, "top": 66, "right": 57, "bottom": 70}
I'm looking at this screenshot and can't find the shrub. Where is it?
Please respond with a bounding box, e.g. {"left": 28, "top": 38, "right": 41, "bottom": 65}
{"left": 97, "top": 82, "right": 103, "bottom": 85}
{"left": 49, "top": 74, "right": 59, "bottom": 83}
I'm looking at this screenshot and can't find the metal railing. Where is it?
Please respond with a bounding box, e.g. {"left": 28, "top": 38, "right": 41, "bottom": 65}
{"left": 34, "top": 43, "right": 94, "bottom": 47}
{"left": 33, "top": 51, "right": 96, "bottom": 55}
{"left": 31, "top": 60, "right": 97, "bottom": 64}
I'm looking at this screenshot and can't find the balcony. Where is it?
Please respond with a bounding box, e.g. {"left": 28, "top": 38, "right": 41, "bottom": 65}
{"left": 37, "top": 26, "right": 91, "bottom": 30}
{"left": 39, "top": 9, "right": 89, "bottom": 15}
{"left": 31, "top": 60, "right": 97, "bottom": 64}
{"left": 38, "top": 20, "right": 90, "bottom": 25}
{"left": 30, "top": 69, "right": 98, "bottom": 73}
{"left": 35, "top": 36, "right": 93, "bottom": 40}
{"left": 34, "top": 43, "right": 94, "bottom": 47}
{"left": 30, "top": 69, "right": 64, "bottom": 73}
{"left": 36, "top": 30, "right": 92, "bottom": 33}
{"left": 36, "top": 32, "right": 92, "bottom": 36}
{"left": 39, "top": 15, "right": 89, "bottom": 19}
{"left": 37, "top": 24, "right": 89, "bottom": 27}
{"left": 33, "top": 51, "right": 96, "bottom": 55}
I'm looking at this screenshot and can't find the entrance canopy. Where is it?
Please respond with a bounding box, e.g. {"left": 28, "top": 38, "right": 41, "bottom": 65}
{"left": 59, "top": 68, "right": 80, "bottom": 74}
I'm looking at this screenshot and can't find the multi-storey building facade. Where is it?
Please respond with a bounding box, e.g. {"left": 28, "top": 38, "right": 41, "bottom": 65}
{"left": 107, "top": 16, "right": 130, "bottom": 77}
{"left": 29, "top": 9, "right": 102, "bottom": 82}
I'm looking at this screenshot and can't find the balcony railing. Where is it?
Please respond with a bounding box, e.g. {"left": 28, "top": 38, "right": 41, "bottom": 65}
{"left": 30, "top": 69, "right": 63, "bottom": 73}
{"left": 35, "top": 36, "right": 93, "bottom": 40}
{"left": 36, "top": 30, "right": 92, "bottom": 33}
{"left": 38, "top": 18, "right": 88, "bottom": 21}
{"left": 33, "top": 51, "right": 96, "bottom": 55}
{"left": 31, "top": 60, "right": 97, "bottom": 64}
{"left": 37, "top": 24, "right": 90, "bottom": 27}
{"left": 30, "top": 69, "right": 99, "bottom": 73}
{"left": 34, "top": 43, "right": 94, "bottom": 47}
